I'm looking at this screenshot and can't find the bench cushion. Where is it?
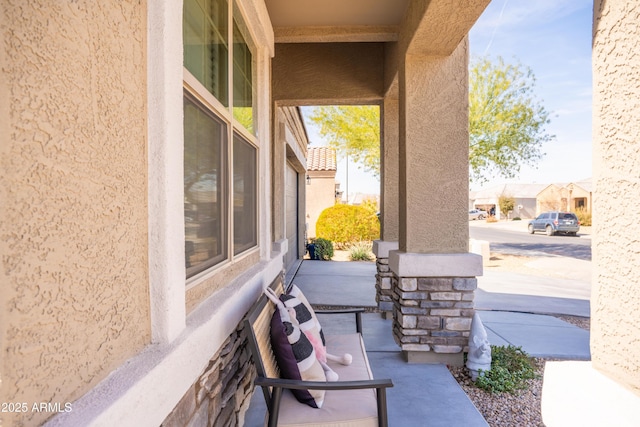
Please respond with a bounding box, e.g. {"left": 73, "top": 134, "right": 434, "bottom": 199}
{"left": 268, "top": 334, "right": 379, "bottom": 427}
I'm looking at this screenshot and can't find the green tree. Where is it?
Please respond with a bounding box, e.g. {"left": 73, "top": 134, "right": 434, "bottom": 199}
{"left": 307, "top": 56, "right": 552, "bottom": 184}
{"left": 470, "top": 56, "right": 554, "bottom": 183}
{"left": 307, "top": 106, "right": 380, "bottom": 177}
{"left": 498, "top": 194, "right": 515, "bottom": 217}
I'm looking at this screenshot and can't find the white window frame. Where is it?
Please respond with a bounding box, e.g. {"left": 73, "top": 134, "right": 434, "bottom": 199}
{"left": 182, "top": 0, "right": 260, "bottom": 288}
{"left": 147, "top": 0, "right": 272, "bottom": 345}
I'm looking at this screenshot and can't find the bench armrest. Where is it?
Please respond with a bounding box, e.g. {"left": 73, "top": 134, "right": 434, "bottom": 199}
{"left": 254, "top": 376, "right": 393, "bottom": 427}
{"left": 315, "top": 308, "right": 365, "bottom": 334}
{"left": 254, "top": 376, "right": 393, "bottom": 390}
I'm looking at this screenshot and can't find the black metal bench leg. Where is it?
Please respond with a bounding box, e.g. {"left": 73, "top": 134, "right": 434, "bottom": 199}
{"left": 268, "top": 387, "right": 283, "bottom": 427}
{"left": 377, "top": 387, "right": 388, "bottom": 427}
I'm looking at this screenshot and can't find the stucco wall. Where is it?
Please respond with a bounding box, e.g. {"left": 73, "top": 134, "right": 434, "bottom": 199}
{"left": 399, "top": 39, "right": 470, "bottom": 254}
{"left": 186, "top": 251, "right": 260, "bottom": 313}
{"left": 272, "top": 42, "right": 384, "bottom": 104}
{"left": 0, "top": 2, "right": 150, "bottom": 424}
{"left": 592, "top": 0, "right": 640, "bottom": 394}
{"left": 306, "top": 174, "right": 337, "bottom": 239}
{"left": 380, "top": 96, "right": 400, "bottom": 241}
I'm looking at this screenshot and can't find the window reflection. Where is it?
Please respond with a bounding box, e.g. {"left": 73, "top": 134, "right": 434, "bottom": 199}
{"left": 184, "top": 95, "right": 227, "bottom": 277}
{"left": 232, "top": 6, "right": 254, "bottom": 134}
{"left": 184, "top": 0, "right": 229, "bottom": 106}
{"left": 233, "top": 134, "right": 257, "bottom": 254}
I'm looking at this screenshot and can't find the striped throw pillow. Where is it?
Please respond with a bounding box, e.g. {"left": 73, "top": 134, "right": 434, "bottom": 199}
{"left": 280, "top": 285, "right": 326, "bottom": 355}
{"left": 270, "top": 302, "right": 326, "bottom": 408}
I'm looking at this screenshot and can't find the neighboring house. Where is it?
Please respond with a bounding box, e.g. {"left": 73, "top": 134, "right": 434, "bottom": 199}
{"left": 567, "top": 179, "right": 593, "bottom": 213}
{"left": 471, "top": 179, "right": 594, "bottom": 219}
{"left": 305, "top": 147, "right": 338, "bottom": 240}
{"left": 471, "top": 183, "right": 547, "bottom": 219}
{"left": 1, "top": 2, "right": 639, "bottom": 426}
{"left": 536, "top": 179, "right": 593, "bottom": 215}
{"left": 536, "top": 183, "right": 567, "bottom": 213}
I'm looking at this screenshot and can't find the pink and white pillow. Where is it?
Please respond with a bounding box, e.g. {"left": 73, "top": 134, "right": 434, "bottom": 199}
{"left": 268, "top": 286, "right": 327, "bottom": 408}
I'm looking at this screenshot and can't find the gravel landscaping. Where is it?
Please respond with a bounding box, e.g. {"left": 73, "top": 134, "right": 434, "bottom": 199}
{"left": 449, "top": 315, "right": 590, "bottom": 427}
{"left": 449, "top": 359, "right": 545, "bottom": 427}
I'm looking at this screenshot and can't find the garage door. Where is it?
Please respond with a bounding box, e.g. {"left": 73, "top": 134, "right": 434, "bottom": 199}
{"left": 284, "top": 162, "right": 298, "bottom": 271}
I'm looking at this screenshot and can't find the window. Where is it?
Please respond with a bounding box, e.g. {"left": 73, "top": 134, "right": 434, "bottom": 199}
{"left": 233, "top": 134, "right": 257, "bottom": 254}
{"left": 184, "top": 0, "right": 229, "bottom": 106}
{"left": 232, "top": 7, "right": 254, "bottom": 134}
{"left": 183, "top": 0, "right": 258, "bottom": 279}
{"left": 184, "top": 94, "right": 227, "bottom": 277}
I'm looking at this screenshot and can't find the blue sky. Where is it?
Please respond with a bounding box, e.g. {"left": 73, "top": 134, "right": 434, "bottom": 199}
{"left": 302, "top": 0, "right": 593, "bottom": 195}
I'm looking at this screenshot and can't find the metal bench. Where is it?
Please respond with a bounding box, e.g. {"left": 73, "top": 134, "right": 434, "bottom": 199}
{"left": 244, "top": 279, "right": 393, "bottom": 427}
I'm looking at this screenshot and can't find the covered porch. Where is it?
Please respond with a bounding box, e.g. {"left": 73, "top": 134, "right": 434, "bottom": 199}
{"left": 244, "top": 260, "right": 592, "bottom": 426}
{"left": 271, "top": 0, "right": 489, "bottom": 367}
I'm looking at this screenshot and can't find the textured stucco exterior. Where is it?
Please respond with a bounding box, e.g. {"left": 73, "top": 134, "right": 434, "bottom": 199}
{"left": 0, "top": 1, "right": 150, "bottom": 425}
{"left": 272, "top": 42, "right": 384, "bottom": 105}
{"left": 592, "top": 0, "right": 640, "bottom": 394}
{"left": 399, "top": 39, "right": 470, "bottom": 254}
{"left": 4, "top": 0, "right": 640, "bottom": 423}
{"left": 380, "top": 96, "right": 400, "bottom": 241}
{"left": 185, "top": 251, "right": 260, "bottom": 313}
{"left": 306, "top": 172, "right": 337, "bottom": 239}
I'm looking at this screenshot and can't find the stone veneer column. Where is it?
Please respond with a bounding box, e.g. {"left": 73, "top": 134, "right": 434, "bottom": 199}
{"left": 393, "top": 38, "right": 482, "bottom": 365}
{"left": 390, "top": 252, "right": 482, "bottom": 365}
{"left": 374, "top": 95, "right": 400, "bottom": 316}
{"left": 373, "top": 240, "right": 398, "bottom": 316}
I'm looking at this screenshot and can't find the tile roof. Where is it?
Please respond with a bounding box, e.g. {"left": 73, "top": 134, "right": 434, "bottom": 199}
{"left": 307, "top": 147, "right": 337, "bottom": 171}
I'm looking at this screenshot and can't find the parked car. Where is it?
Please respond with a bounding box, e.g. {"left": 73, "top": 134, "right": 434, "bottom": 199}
{"left": 469, "top": 209, "right": 486, "bottom": 220}
{"left": 528, "top": 211, "right": 580, "bottom": 236}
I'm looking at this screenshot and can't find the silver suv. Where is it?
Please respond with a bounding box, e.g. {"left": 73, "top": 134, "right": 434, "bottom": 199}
{"left": 528, "top": 211, "right": 580, "bottom": 236}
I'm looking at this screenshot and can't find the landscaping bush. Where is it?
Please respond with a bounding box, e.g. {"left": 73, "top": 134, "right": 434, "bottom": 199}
{"left": 349, "top": 241, "right": 373, "bottom": 261}
{"left": 486, "top": 216, "right": 498, "bottom": 223}
{"left": 475, "top": 345, "right": 537, "bottom": 394}
{"left": 574, "top": 207, "right": 592, "bottom": 226}
{"left": 498, "top": 195, "right": 515, "bottom": 217}
{"left": 316, "top": 204, "right": 380, "bottom": 249}
{"left": 312, "top": 237, "right": 334, "bottom": 260}
{"left": 512, "top": 217, "right": 521, "bottom": 221}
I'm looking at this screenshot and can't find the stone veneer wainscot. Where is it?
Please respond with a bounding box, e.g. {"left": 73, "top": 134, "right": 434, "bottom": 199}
{"left": 389, "top": 252, "right": 483, "bottom": 365}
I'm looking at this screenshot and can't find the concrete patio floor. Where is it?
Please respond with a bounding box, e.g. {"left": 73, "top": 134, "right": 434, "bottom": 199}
{"left": 244, "top": 259, "right": 593, "bottom": 426}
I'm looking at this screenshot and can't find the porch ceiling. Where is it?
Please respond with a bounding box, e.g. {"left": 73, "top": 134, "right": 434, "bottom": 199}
{"left": 266, "top": 0, "right": 491, "bottom": 102}
{"left": 264, "top": 0, "right": 410, "bottom": 43}
{"left": 264, "top": 0, "right": 490, "bottom": 54}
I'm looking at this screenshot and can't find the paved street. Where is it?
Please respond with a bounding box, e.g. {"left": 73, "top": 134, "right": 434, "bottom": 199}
{"left": 470, "top": 219, "right": 591, "bottom": 316}
{"left": 470, "top": 220, "right": 591, "bottom": 260}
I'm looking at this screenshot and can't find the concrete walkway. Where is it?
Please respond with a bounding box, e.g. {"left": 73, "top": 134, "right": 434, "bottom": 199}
{"left": 245, "top": 258, "right": 592, "bottom": 426}
{"left": 292, "top": 260, "right": 591, "bottom": 360}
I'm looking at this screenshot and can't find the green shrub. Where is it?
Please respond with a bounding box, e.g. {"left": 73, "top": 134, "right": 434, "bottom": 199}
{"left": 512, "top": 217, "right": 521, "bottom": 221}
{"left": 498, "top": 195, "right": 515, "bottom": 216}
{"left": 574, "top": 207, "right": 592, "bottom": 226}
{"left": 313, "top": 238, "right": 334, "bottom": 261}
{"left": 474, "top": 345, "right": 537, "bottom": 394}
{"left": 349, "top": 241, "right": 373, "bottom": 261}
{"left": 316, "top": 204, "right": 380, "bottom": 249}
